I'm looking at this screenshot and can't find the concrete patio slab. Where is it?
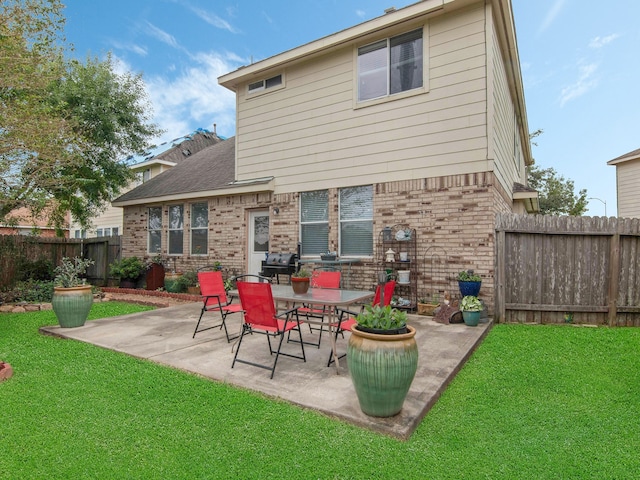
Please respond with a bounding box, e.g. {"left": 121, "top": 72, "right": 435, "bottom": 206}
{"left": 41, "top": 302, "right": 491, "bottom": 439}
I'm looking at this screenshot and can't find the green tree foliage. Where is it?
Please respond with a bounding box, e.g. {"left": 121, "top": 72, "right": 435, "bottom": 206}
{"left": 1, "top": 0, "right": 162, "bottom": 233}
{"left": 527, "top": 165, "right": 588, "bottom": 216}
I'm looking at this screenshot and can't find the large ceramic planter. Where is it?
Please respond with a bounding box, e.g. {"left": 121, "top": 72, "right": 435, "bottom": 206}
{"left": 52, "top": 285, "right": 94, "bottom": 328}
{"left": 458, "top": 280, "right": 481, "bottom": 297}
{"left": 291, "top": 277, "right": 310, "bottom": 294}
{"left": 462, "top": 310, "right": 481, "bottom": 327}
{"left": 347, "top": 324, "right": 418, "bottom": 417}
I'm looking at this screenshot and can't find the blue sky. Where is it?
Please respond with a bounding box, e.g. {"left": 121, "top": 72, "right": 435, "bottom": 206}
{"left": 62, "top": 0, "right": 640, "bottom": 216}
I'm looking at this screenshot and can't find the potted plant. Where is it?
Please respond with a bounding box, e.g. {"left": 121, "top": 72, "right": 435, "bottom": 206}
{"left": 51, "top": 256, "right": 95, "bottom": 328}
{"left": 179, "top": 269, "right": 200, "bottom": 295}
{"left": 417, "top": 293, "right": 440, "bottom": 316}
{"left": 457, "top": 270, "right": 481, "bottom": 297}
{"left": 291, "top": 267, "right": 312, "bottom": 294}
{"left": 460, "top": 295, "right": 483, "bottom": 326}
{"left": 347, "top": 304, "right": 418, "bottom": 417}
{"left": 109, "top": 256, "right": 147, "bottom": 288}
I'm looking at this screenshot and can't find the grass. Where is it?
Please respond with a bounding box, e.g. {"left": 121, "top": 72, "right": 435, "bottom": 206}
{"left": 1, "top": 304, "right": 640, "bottom": 479}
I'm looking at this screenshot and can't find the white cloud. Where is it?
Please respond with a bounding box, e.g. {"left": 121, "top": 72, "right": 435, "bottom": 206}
{"left": 355, "top": 10, "right": 366, "bottom": 18}
{"left": 111, "top": 40, "right": 148, "bottom": 57}
{"left": 538, "top": 0, "right": 566, "bottom": 34}
{"left": 144, "top": 21, "right": 179, "bottom": 49}
{"left": 589, "top": 33, "right": 621, "bottom": 49}
{"left": 559, "top": 62, "right": 599, "bottom": 106}
{"left": 189, "top": 7, "right": 239, "bottom": 34}
{"left": 144, "top": 51, "right": 241, "bottom": 141}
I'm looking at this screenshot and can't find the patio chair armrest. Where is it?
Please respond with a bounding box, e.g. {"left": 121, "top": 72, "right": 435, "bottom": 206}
{"left": 276, "top": 306, "right": 300, "bottom": 319}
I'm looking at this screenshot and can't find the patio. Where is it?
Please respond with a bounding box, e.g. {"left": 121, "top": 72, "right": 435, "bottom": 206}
{"left": 41, "top": 302, "right": 491, "bottom": 439}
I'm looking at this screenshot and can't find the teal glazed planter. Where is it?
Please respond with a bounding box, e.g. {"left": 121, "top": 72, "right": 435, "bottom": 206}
{"left": 347, "top": 325, "right": 418, "bottom": 417}
{"left": 462, "top": 310, "right": 481, "bottom": 327}
{"left": 52, "top": 285, "right": 94, "bottom": 328}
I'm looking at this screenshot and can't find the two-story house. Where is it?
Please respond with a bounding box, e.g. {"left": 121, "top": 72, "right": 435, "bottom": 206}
{"left": 114, "top": 0, "right": 536, "bottom": 311}
{"left": 607, "top": 148, "right": 640, "bottom": 218}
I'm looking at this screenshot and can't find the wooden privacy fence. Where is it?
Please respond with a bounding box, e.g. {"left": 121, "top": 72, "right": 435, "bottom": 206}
{"left": 495, "top": 214, "right": 640, "bottom": 326}
{"left": 0, "top": 235, "right": 121, "bottom": 289}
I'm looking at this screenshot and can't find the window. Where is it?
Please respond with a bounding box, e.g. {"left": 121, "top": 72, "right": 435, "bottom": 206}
{"left": 190, "top": 202, "right": 208, "bottom": 255}
{"left": 96, "top": 228, "right": 111, "bottom": 237}
{"left": 300, "top": 190, "right": 329, "bottom": 256}
{"left": 112, "top": 227, "right": 119, "bottom": 236}
{"left": 248, "top": 74, "right": 283, "bottom": 94}
{"left": 74, "top": 229, "right": 86, "bottom": 239}
{"left": 168, "top": 205, "right": 184, "bottom": 255}
{"left": 339, "top": 186, "right": 373, "bottom": 256}
{"left": 357, "top": 29, "right": 423, "bottom": 102}
{"left": 148, "top": 207, "right": 162, "bottom": 253}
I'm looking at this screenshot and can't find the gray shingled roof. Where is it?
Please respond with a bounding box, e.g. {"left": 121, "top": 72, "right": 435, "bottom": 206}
{"left": 113, "top": 137, "right": 236, "bottom": 204}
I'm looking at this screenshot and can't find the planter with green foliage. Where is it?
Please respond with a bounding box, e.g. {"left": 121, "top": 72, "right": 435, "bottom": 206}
{"left": 457, "top": 270, "right": 482, "bottom": 297}
{"left": 460, "top": 295, "right": 483, "bottom": 326}
{"left": 109, "top": 257, "right": 146, "bottom": 288}
{"left": 52, "top": 257, "right": 95, "bottom": 328}
{"left": 291, "top": 268, "right": 312, "bottom": 294}
{"left": 347, "top": 304, "right": 418, "bottom": 417}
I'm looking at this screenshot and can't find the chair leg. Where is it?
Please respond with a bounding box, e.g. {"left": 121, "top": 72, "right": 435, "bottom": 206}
{"left": 192, "top": 306, "right": 208, "bottom": 338}
{"left": 327, "top": 311, "right": 348, "bottom": 367}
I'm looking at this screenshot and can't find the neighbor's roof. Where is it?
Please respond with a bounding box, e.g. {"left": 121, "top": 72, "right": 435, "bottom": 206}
{"left": 112, "top": 137, "right": 274, "bottom": 207}
{"left": 126, "top": 128, "right": 224, "bottom": 167}
{"left": 607, "top": 148, "right": 640, "bottom": 166}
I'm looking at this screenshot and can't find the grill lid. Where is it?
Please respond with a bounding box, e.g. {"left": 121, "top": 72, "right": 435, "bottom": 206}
{"left": 265, "top": 253, "right": 297, "bottom": 265}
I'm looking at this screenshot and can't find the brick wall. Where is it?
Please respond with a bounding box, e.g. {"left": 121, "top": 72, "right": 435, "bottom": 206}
{"left": 122, "top": 172, "right": 513, "bottom": 313}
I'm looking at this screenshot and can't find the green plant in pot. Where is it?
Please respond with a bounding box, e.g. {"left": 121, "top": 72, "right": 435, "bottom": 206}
{"left": 457, "top": 270, "right": 481, "bottom": 297}
{"left": 178, "top": 269, "right": 199, "bottom": 294}
{"left": 109, "top": 257, "right": 146, "bottom": 288}
{"left": 291, "top": 267, "right": 312, "bottom": 294}
{"left": 460, "top": 295, "right": 483, "bottom": 326}
{"left": 347, "top": 304, "right": 418, "bottom": 417}
{"left": 52, "top": 256, "right": 95, "bottom": 328}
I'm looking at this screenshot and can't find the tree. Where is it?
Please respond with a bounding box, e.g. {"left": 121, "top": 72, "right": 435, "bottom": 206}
{"left": 527, "top": 165, "right": 588, "bottom": 216}
{"left": 1, "top": 0, "right": 162, "bottom": 233}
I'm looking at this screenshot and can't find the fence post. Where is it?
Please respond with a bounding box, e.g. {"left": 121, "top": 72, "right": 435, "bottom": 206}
{"left": 494, "top": 226, "right": 506, "bottom": 323}
{"left": 607, "top": 233, "right": 620, "bottom": 326}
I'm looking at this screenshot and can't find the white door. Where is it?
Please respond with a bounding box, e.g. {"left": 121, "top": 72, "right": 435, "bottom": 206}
{"left": 248, "top": 210, "right": 269, "bottom": 275}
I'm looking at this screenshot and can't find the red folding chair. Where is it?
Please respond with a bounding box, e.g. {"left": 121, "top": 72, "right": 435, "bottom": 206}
{"left": 297, "top": 270, "right": 341, "bottom": 348}
{"left": 192, "top": 270, "right": 242, "bottom": 342}
{"left": 327, "top": 280, "right": 396, "bottom": 366}
{"left": 232, "top": 280, "right": 306, "bottom": 379}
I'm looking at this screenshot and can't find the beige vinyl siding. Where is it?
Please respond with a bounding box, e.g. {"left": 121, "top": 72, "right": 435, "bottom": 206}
{"left": 234, "top": 5, "right": 489, "bottom": 194}
{"left": 489, "top": 5, "right": 525, "bottom": 198}
{"left": 617, "top": 159, "right": 640, "bottom": 217}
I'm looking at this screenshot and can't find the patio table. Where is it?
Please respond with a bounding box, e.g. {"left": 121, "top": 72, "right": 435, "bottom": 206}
{"left": 231, "top": 284, "right": 374, "bottom": 372}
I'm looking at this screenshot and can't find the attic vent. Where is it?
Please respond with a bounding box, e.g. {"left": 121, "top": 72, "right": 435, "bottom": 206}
{"left": 182, "top": 149, "right": 191, "bottom": 157}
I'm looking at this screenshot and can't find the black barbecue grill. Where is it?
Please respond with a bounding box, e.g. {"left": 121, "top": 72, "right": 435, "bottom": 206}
{"left": 260, "top": 253, "right": 298, "bottom": 284}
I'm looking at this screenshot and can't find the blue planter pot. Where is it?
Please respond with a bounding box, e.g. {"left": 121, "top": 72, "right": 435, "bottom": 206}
{"left": 458, "top": 281, "right": 481, "bottom": 297}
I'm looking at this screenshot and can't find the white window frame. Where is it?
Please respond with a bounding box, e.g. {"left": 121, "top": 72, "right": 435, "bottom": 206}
{"left": 247, "top": 73, "right": 285, "bottom": 97}
{"left": 300, "top": 190, "right": 329, "bottom": 257}
{"left": 190, "top": 202, "right": 208, "bottom": 256}
{"left": 148, "top": 207, "right": 162, "bottom": 254}
{"left": 168, "top": 204, "right": 184, "bottom": 255}
{"left": 339, "top": 185, "right": 373, "bottom": 257}
{"left": 356, "top": 27, "right": 426, "bottom": 105}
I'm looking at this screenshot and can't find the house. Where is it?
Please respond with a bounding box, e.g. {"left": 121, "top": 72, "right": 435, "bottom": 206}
{"left": 71, "top": 128, "right": 223, "bottom": 239}
{"left": 0, "top": 207, "right": 67, "bottom": 237}
{"left": 607, "top": 148, "right": 640, "bottom": 218}
{"left": 114, "top": 0, "right": 536, "bottom": 312}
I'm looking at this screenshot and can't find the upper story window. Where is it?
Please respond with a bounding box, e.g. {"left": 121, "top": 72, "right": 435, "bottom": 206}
{"left": 357, "top": 28, "right": 423, "bottom": 102}
{"left": 247, "top": 74, "right": 283, "bottom": 95}
{"left": 300, "top": 190, "right": 329, "bottom": 256}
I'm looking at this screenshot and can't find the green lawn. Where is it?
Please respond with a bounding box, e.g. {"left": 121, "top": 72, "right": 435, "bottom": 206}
{"left": 1, "top": 304, "right": 639, "bottom": 479}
